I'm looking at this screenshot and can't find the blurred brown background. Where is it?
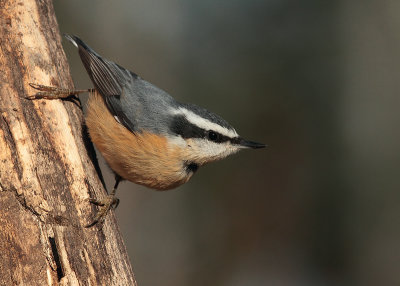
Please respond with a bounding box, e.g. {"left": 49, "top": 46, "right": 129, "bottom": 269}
{"left": 54, "top": 1, "right": 400, "bottom": 285}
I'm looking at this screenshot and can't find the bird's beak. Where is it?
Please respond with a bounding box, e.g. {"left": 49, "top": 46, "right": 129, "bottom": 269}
{"left": 239, "top": 138, "right": 266, "bottom": 149}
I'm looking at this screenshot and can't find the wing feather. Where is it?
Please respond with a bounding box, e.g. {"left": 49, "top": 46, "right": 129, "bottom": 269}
{"left": 65, "top": 34, "right": 137, "bottom": 132}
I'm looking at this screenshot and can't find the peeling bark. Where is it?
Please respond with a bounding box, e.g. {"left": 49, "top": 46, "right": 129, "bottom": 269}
{"left": 0, "top": 0, "right": 137, "bottom": 285}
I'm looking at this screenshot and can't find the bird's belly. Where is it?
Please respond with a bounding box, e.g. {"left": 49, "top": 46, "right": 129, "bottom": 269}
{"left": 99, "top": 140, "right": 192, "bottom": 190}
{"left": 85, "top": 91, "right": 192, "bottom": 190}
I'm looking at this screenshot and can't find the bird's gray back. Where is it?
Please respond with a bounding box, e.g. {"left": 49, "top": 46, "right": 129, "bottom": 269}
{"left": 109, "top": 76, "right": 179, "bottom": 135}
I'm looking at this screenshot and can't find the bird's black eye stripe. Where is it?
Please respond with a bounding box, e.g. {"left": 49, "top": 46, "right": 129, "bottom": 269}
{"left": 206, "top": 130, "right": 230, "bottom": 143}
{"left": 170, "top": 115, "right": 231, "bottom": 143}
{"left": 170, "top": 115, "right": 205, "bottom": 139}
{"left": 207, "top": 130, "right": 218, "bottom": 141}
{"left": 230, "top": 137, "right": 242, "bottom": 145}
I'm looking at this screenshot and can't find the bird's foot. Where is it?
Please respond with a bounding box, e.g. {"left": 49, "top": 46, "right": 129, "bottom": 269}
{"left": 27, "top": 83, "right": 92, "bottom": 101}
{"left": 85, "top": 194, "right": 120, "bottom": 228}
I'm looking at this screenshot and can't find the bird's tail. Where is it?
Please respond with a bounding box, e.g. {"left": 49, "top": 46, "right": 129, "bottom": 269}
{"left": 64, "top": 34, "right": 100, "bottom": 56}
{"left": 64, "top": 34, "right": 79, "bottom": 48}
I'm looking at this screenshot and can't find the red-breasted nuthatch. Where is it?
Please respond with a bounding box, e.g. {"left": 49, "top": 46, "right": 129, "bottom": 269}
{"left": 30, "top": 35, "right": 265, "bottom": 226}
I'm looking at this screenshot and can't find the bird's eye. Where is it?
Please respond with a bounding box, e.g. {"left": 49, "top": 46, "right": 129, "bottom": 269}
{"left": 207, "top": 130, "right": 219, "bottom": 142}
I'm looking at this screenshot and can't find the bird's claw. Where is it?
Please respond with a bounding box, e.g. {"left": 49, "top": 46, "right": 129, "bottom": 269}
{"left": 85, "top": 194, "right": 119, "bottom": 228}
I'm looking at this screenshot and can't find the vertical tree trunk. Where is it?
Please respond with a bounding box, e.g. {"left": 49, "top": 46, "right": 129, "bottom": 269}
{"left": 0, "top": 0, "right": 137, "bottom": 285}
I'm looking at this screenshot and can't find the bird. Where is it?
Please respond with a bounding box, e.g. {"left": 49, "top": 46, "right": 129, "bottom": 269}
{"left": 29, "top": 34, "right": 265, "bottom": 227}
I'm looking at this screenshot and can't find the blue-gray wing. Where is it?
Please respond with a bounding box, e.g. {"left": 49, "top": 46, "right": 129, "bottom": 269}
{"left": 65, "top": 35, "right": 176, "bottom": 134}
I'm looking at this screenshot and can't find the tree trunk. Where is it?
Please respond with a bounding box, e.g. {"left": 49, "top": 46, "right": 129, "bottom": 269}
{"left": 0, "top": 0, "right": 137, "bottom": 285}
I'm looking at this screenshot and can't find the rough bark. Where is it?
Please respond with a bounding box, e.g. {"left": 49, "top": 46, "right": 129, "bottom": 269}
{"left": 0, "top": 0, "right": 137, "bottom": 285}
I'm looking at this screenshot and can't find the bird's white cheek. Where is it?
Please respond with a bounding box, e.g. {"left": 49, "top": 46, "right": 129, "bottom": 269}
{"left": 166, "top": 138, "right": 240, "bottom": 165}
{"left": 190, "top": 140, "right": 239, "bottom": 163}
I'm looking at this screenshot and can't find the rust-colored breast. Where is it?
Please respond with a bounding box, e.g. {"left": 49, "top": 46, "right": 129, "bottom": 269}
{"left": 85, "top": 91, "right": 192, "bottom": 190}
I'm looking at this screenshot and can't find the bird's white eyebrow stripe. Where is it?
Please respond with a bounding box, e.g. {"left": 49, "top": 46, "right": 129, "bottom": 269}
{"left": 170, "top": 107, "right": 238, "bottom": 138}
